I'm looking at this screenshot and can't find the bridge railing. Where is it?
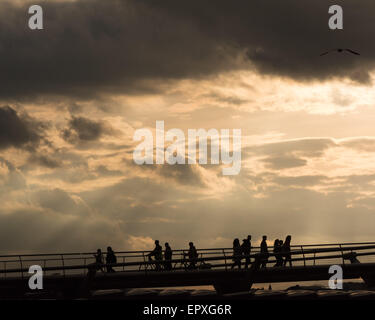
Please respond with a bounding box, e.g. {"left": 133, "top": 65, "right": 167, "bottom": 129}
{"left": 1, "top": 242, "right": 375, "bottom": 278}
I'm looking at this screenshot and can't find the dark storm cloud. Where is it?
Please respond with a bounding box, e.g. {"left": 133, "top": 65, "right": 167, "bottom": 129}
{"left": 145, "top": 0, "right": 374, "bottom": 82}
{"left": 0, "top": 105, "right": 44, "bottom": 149}
{"left": 62, "top": 116, "right": 114, "bottom": 143}
{"left": 0, "top": 0, "right": 240, "bottom": 100}
{"left": 1, "top": 0, "right": 374, "bottom": 100}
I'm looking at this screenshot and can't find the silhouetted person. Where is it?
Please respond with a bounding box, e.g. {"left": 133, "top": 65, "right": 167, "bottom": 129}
{"left": 94, "top": 249, "right": 105, "bottom": 272}
{"left": 343, "top": 252, "right": 360, "bottom": 264}
{"left": 185, "top": 242, "right": 198, "bottom": 269}
{"left": 273, "top": 239, "right": 283, "bottom": 267}
{"left": 260, "top": 236, "right": 269, "bottom": 269}
{"left": 164, "top": 242, "right": 173, "bottom": 271}
{"left": 148, "top": 240, "right": 163, "bottom": 271}
{"left": 106, "top": 246, "right": 117, "bottom": 273}
{"left": 241, "top": 236, "right": 251, "bottom": 269}
{"left": 282, "top": 235, "right": 292, "bottom": 267}
{"left": 231, "top": 238, "right": 242, "bottom": 270}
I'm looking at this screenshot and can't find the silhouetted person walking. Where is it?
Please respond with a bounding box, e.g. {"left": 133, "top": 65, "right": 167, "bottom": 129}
{"left": 148, "top": 240, "right": 163, "bottom": 271}
{"left": 164, "top": 242, "right": 173, "bottom": 271}
{"left": 185, "top": 242, "right": 198, "bottom": 269}
{"left": 260, "top": 236, "right": 269, "bottom": 269}
{"left": 94, "top": 249, "right": 105, "bottom": 272}
{"left": 231, "top": 238, "right": 242, "bottom": 270}
{"left": 273, "top": 239, "right": 283, "bottom": 267}
{"left": 241, "top": 235, "right": 251, "bottom": 269}
{"left": 106, "top": 246, "right": 117, "bottom": 273}
{"left": 282, "top": 235, "right": 292, "bottom": 267}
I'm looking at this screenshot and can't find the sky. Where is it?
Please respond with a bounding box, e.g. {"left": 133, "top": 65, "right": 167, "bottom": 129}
{"left": 0, "top": 0, "right": 375, "bottom": 253}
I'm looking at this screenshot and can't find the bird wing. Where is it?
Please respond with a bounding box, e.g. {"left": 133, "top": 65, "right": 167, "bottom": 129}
{"left": 319, "top": 51, "right": 330, "bottom": 56}
{"left": 320, "top": 49, "right": 337, "bottom": 56}
{"left": 345, "top": 49, "right": 360, "bottom": 55}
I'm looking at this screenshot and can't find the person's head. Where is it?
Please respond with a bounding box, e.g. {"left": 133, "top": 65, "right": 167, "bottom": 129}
{"left": 165, "top": 242, "right": 169, "bottom": 247}
{"left": 279, "top": 240, "right": 283, "bottom": 245}
{"left": 189, "top": 242, "right": 193, "bottom": 247}
{"left": 233, "top": 238, "right": 240, "bottom": 246}
{"left": 155, "top": 240, "right": 159, "bottom": 245}
{"left": 247, "top": 235, "right": 252, "bottom": 240}
{"left": 262, "top": 235, "right": 267, "bottom": 241}
{"left": 97, "top": 249, "right": 101, "bottom": 253}
{"left": 285, "top": 235, "right": 291, "bottom": 243}
{"left": 243, "top": 239, "right": 247, "bottom": 243}
{"left": 274, "top": 239, "right": 279, "bottom": 246}
{"left": 107, "top": 246, "right": 112, "bottom": 252}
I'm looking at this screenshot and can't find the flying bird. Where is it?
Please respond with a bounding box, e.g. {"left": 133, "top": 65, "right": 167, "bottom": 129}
{"left": 320, "top": 48, "right": 360, "bottom": 56}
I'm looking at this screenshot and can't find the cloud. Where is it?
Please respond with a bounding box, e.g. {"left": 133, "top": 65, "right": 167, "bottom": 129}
{"left": 272, "top": 175, "right": 326, "bottom": 187}
{"left": 0, "top": 106, "right": 44, "bottom": 150}
{"left": 340, "top": 138, "right": 375, "bottom": 152}
{"left": 31, "top": 188, "right": 91, "bottom": 216}
{"left": 0, "top": 206, "right": 126, "bottom": 253}
{"left": 262, "top": 155, "right": 307, "bottom": 170}
{"left": 0, "top": 0, "right": 241, "bottom": 100}
{"left": 1, "top": 0, "right": 374, "bottom": 101}
{"left": 61, "top": 116, "right": 115, "bottom": 143}
{"left": 127, "top": 235, "right": 155, "bottom": 251}
{"left": 0, "top": 158, "right": 26, "bottom": 190}
{"left": 28, "top": 154, "right": 62, "bottom": 168}
{"left": 246, "top": 138, "right": 336, "bottom": 158}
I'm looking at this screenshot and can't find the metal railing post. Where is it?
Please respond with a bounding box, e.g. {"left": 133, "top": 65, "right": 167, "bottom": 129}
{"left": 339, "top": 244, "right": 345, "bottom": 265}
{"left": 141, "top": 252, "right": 146, "bottom": 271}
{"left": 19, "top": 256, "right": 23, "bottom": 279}
{"left": 301, "top": 245, "right": 306, "bottom": 267}
{"left": 61, "top": 255, "right": 65, "bottom": 277}
{"left": 223, "top": 249, "right": 227, "bottom": 271}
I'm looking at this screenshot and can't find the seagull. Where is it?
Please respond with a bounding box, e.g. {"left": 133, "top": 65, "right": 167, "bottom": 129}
{"left": 320, "top": 48, "right": 360, "bottom": 56}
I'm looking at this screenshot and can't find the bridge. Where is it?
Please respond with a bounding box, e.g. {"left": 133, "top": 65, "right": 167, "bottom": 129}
{"left": 1, "top": 242, "right": 375, "bottom": 298}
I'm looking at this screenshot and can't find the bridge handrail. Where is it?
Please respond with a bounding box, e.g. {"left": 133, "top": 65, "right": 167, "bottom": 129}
{"left": 1, "top": 241, "right": 374, "bottom": 259}
{"left": 2, "top": 243, "right": 374, "bottom": 263}
{"left": 1, "top": 242, "right": 375, "bottom": 279}
{"left": 1, "top": 244, "right": 375, "bottom": 275}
